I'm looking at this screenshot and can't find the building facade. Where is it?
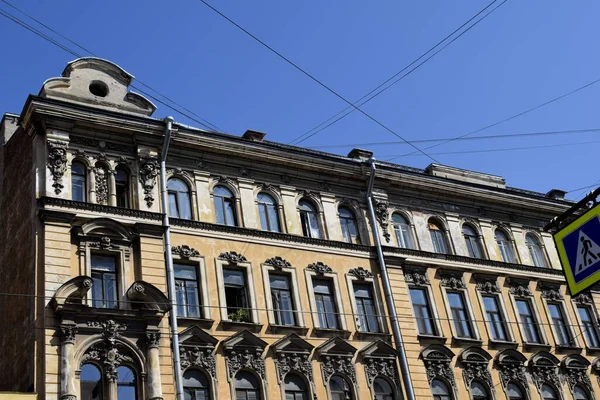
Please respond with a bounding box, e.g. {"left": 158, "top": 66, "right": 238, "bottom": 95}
{"left": 0, "top": 57, "right": 598, "bottom": 400}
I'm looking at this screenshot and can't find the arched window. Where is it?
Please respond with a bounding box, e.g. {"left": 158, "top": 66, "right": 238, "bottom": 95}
{"left": 339, "top": 206, "right": 360, "bottom": 244}
{"left": 431, "top": 379, "right": 452, "bottom": 400}
{"left": 80, "top": 364, "right": 103, "bottom": 400}
{"left": 526, "top": 233, "right": 548, "bottom": 268}
{"left": 506, "top": 382, "right": 525, "bottom": 400}
{"left": 495, "top": 230, "right": 516, "bottom": 263}
{"left": 116, "top": 366, "right": 137, "bottom": 399}
{"left": 470, "top": 381, "right": 489, "bottom": 400}
{"left": 168, "top": 178, "right": 192, "bottom": 220}
{"left": 392, "top": 213, "right": 414, "bottom": 249}
{"left": 429, "top": 220, "right": 450, "bottom": 254}
{"left": 462, "top": 224, "right": 484, "bottom": 258}
{"left": 299, "top": 199, "right": 322, "bottom": 239}
{"left": 183, "top": 369, "right": 211, "bottom": 400}
{"left": 235, "top": 371, "right": 261, "bottom": 400}
{"left": 373, "top": 377, "right": 394, "bottom": 400}
{"left": 257, "top": 193, "right": 280, "bottom": 232}
{"left": 115, "top": 167, "right": 130, "bottom": 208}
{"left": 72, "top": 162, "right": 87, "bottom": 202}
{"left": 214, "top": 185, "right": 237, "bottom": 226}
{"left": 284, "top": 373, "right": 308, "bottom": 400}
{"left": 574, "top": 385, "right": 589, "bottom": 400}
{"left": 541, "top": 384, "right": 558, "bottom": 400}
{"left": 330, "top": 375, "right": 353, "bottom": 400}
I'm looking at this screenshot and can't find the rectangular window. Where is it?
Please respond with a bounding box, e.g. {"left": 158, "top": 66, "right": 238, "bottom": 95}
{"left": 548, "top": 303, "right": 572, "bottom": 346}
{"left": 353, "top": 283, "right": 380, "bottom": 333}
{"left": 516, "top": 299, "right": 542, "bottom": 343}
{"left": 313, "top": 278, "right": 339, "bottom": 329}
{"left": 224, "top": 269, "right": 250, "bottom": 322}
{"left": 431, "top": 230, "right": 448, "bottom": 254}
{"left": 91, "top": 254, "right": 118, "bottom": 308}
{"left": 578, "top": 305, "right": 600, "bottom": 348}
{"left": 270, "top": 273, "right": 296, "bottom": 326}
{"left": 447, "top": 292, "right": 474, "bottom": 338}
{"left": 174, "top": 264, "right": 201, "bottom": 318}
{"left": 409, "top": 288, "right": 437, "bottom": 336}
{"left": 482, "top": 295, "right": 509, "bottom": 341}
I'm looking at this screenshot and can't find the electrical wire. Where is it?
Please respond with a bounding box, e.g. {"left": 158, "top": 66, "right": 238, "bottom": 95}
{"left": 0, "top": 1, "right": 223, "bottom": 133}
{"left": 195, "top": 0, "right": 439, "bottom": 163}
{"left": 291, "top": 0, "right": 509, "bottom": 146}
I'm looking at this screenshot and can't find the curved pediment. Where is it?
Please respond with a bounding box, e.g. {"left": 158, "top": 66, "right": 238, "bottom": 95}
{"left": 495, "top": 349, "right": 527, "bottom": 366}
{"left": 420, "top": 344, "right": 455, "bottom": 362}
{"left": 458, "top": 347, "right": 492, "bottom": 364}
{"left": 529, "top": 351, "right": 560, "bottom": 367}
{"left": 50, "top": 275, "right": 93, "bottom": 311}
{"left": 40, "top": 57, "right": 156, "bottom": 116}
{"left": 126, "top": 281, "right": 170, "bottom": 313}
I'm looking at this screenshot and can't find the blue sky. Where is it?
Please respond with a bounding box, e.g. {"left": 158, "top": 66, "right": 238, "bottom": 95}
{"left": 1, "top": 0, "right": 599, "bottom": 200}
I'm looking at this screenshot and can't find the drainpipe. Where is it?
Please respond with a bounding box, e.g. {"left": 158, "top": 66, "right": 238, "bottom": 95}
{"left": 159, "top": 116, "right": 185, "bottom": 400}
{"left": 365, "top": 158, "right": 416, "bottom": 400}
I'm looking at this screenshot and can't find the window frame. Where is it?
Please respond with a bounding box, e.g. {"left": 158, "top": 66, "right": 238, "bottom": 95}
{"left": 572, "top": 294, "right": 600, "bottom": 350}
{"left": 305, "top": 268, "right": 347, "bottom": 332}
{"left": 461, "top": 222, "right": 486, "bottom": 259}
{"left": 539, "top": 288, "right": 578, "bottom": 348}
{"left": 345, "top": 271, "right": 386, "bottom": 334}
{"left": 298, "top": 197, "right": 325, "bottom": 239}
{"left": 90, "top": 253, "right": 119, "bottom": 309}
{"left": 212, "top": 183, "right": 239, "bottom": 227}
{"left": 328, "top": 374, "right": 355, "bottom": 400}
{"left": 508, "top": 284, "right": 548, "bottom": 346}
{"left": 337, "top": 205, "right": 361, "bottom": 244}
{"left": 261, "top": 262, "right": 304, "bottom": 329}
{"left": 233, "top": 370, "right": 263, "bottom": 400}
{"left": 440, "top": 275, "right": 480, "bottom": 341}
{"left": 114, "top": 166, "right": 131, "bottom": 208}
{"left": 495, "top": 228, "right": 519, "bottom": 264}
{"left": 256, "top": 191, "right": 283, "bottom": 233}
{"left": 525, "top": 232, "right": 549, "bottom": 268}
{"left": 167, "top": 176, "right": 194, "bottom": 220}
{"left": 391, "top": 212, "right": 418, "bottom": 250}
{"left": 215, "top": 257, "right": 259, "bottom": 324}
{"left": 282, "top": 372, "right": 311, "bottom": 400}
{"left": 473, "top": 277, "right": 515, "bottom": 344}
{"left": 172, "top": 251, "right": 210, "bottom": 321}
{"left": 182, "top": 368, "right": 213, "bottom": 400}
{"left": 428, "top": 218, "right": 453, "bottom": 254}
{"left": 405, "top": 269, "right": 444, "bottom": 338}
{"left": 71, "top": 159, "right": 88, "bottom": 202}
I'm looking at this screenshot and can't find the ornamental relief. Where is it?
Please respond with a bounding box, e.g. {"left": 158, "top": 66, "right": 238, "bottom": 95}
{"left": 530, "top": 365, "right": 561, "bottom": 391}
{"left": 440, "top": 275, "right": 465, "bottom": 290}
{"left": 47, "top": 140, "right": 69, "bottom": 195}
{"left": 372, "top": 199, "right": 391, "bottom": 243}
{"left": 138, "top": 157, "right": 159, "bottom": 208}
{"left": 225, "top": 349, "right": 266, "bottom": 380}
{"left": 94, "top": 167, "right": 109, "bottom": 205}
{"left": 218, "top": 251, "right": 247, "bottom": 265}
{"left": 307, "top": 262, "right": 332, "bottom": 276}
{"left": 563, "top": 367, "right": 593, "bottom": 394}
{"left": 180, "top": 347, "right": 217, "bottom": 380}
{"left": 423, "top": 357, "right": 456, "bottom": 389}
{"left": 321, "top": 355, "right": 356, "bottom": 384}
{"left": 348, "top": 267, "right": 373, "bottom": 281}
{"left": 404, "top": 270, "right": 430, "bottom": 286}
{"left": 275, "top": 352, "right": 314, "bottom": 384}
{"left": 264, "top": 256, "right": 292, "bottom": 270}
{"left": 462, "top": 362, "right": 493, "bottom": 388}
{"left": 364, "top": 357, "right": 398, "bottom": 387}
{"left": 172, "top": 245, "right": 200, "bottom": 259}
{"left": 498, "top": 363, "right": 528, "bottom": 391}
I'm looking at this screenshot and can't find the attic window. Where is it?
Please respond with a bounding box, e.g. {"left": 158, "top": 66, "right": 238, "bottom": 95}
{"left": 89, "top": 81, "right": 109, "bottom": 97}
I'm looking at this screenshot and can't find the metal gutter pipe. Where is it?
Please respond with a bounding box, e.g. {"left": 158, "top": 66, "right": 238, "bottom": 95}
{"left": 365, "top": 158, "right": 416, "bottom": 400}
{"left": 159, "top": 116, "right": 185, "bottom": 400}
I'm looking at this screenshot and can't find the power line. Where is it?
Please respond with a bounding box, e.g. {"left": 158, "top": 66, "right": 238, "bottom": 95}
{"left": 0, "top": 1, "right": 223, "bottom": 133}
{"left": 291, "top": 0, "right": 508, "bottom": 146}
{"left": 304, "top": 127, "right": 600, "bottom": 150}
{"left": 196, "top": 0, "right": 439, "bottom": 163}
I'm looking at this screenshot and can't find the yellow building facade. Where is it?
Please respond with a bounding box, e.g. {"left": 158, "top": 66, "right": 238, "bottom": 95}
{"left": 0, "top": 57, "right": 598, "bottom": 400}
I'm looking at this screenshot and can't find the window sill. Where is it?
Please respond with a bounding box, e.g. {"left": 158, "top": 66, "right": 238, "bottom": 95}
{"left": 220, "top": 320, "right": 263, "bottom": 333}
{"left": 555, "top": 344, "right": 583, "bottom": 353}
{"left": 268, "top": 324, "right": 309, "bottom": 335}
{"left": 585, "top": 346, "right": 600, "bottom": 355}
{"left": 488, "top": 339, "right": 518, "bottom": 349}
{"left": 417, "top": 334, "right": 447, "bottom": 344}
{"left": 523, "top": 342, "right": 552, "bottom": 351}
{"left": 452, "top": 337, "right": 483, "bottom": 346}
{"left": 355, "top": 331, "right": 392, "bottom": 341}
{"left": 312, "top": 328, "right": 351, "bottom": 339}
{"left": 178, "top": 317, "right": 215, "bottom": 329}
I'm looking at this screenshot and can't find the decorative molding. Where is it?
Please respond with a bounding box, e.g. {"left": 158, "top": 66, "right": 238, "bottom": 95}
{"left": 498, "top": 363, "right": 528, "bottom": 391}
{"left": 90, "top": 236, "right": 113, "bottom": 250}
{"left": 562, "top": 364, "right": 593, "bottom": 394}
{"left": 47, "top": 140, "right": 69, "bottom": 195}
{"left": 218, "top": 251, "right": 247, "bottom": 265}
{"left": 238, "top": 167, "right": 251, "bottom": 177}
{"left": 275, "top": 352, "right": 314, "bottom": 385}
{"left": 226, "top": 349, "right": 265, "bottom": 380}
{"left": 138, "top": 157, "right": 159, "bottom": 208}
{"left": 257, "top": 183, "right": 278, "bottom": 193}
{"left": 422, "top": 350, "right": 456, "bottom": 390}
{"left": 403, "top": 269, "right": 430, "bottom": 286}
{"left": 145, "top": 331, "right": 161, "bottom": 349}
{"left": 81, "top": 319, "right": 132, "bottom": 382}
{"left": 171, "top": 245, "right": 200, "bottom": 259}
{"left": 530, "top": 358, "right": 561, "bottom": 392}
{"left": 264, "top": 256, "right": 291, "bottom": 270}
{"left": 440, "top": 273, "right": 466, "bottom": 290}
{"left": 508, "top": 279, "right": 533, "bottom": 298}
{"left": 180, "top": 347, "right": 217, "bottom": 379}
{"left": 573, "top": 291, "right": 593, "bottom": 305}
{"left": 461, "top": 355, "right": 493, "bottom": 389}
{"left": 215, "top": 175, "right": 236, "bottom": 188}
{"left": 321, "top": 355, "right": 356, "bottom": 384}
{"left": 59, "top": 324, "right": 77, "bottom": 344}
{"left": 40, "top": 197, "right": 162, "bottom": 221}
{"left": 372, "top": 199, "right": 391, "bottom": 243}
{"left": 474, "top": 275, "right": 500, "bottom": 294}
{"left": 307, "top": 261, "right": 332, "bottom": 275}
{"left": 364, "top": 358, "right": 398, "bottom": 387}
{"left": 70, "top": 136, "right": 136, "bottom": 153}
{"left": 541, "top": 288, "right": 564, "bottom": 302}
{"left": 348, "top": 267, "right": 373, "bottom": 280}
{"left": 86, "top": 319, "right": 127, "bottom": 342}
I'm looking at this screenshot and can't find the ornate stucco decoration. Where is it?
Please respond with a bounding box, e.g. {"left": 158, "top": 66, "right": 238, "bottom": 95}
{"left": 573, "top": 291, "right": 593, "bottom": 305}
{"left": 138, "top": 157, "right": 159, "bottom": 208}
{"left": 474, "top": 275, "right": 500, "bottom": 294}
{"left": 440, "top": 272, "right": 466, "bottom": 290}
{"left": 508, "top": 278, "right": 533, "bottom": 298}
{"left": 222, "top": 331, "right": 267, "bottom": 381}
{"left": 529, "top": 353, "right": 561, "bottom": 392}
{"left": 215, "top": 175, "right": 236, "bottom": 188}
{"left": 459, "top": 348, "right": 493, "bottom": 389}
{"left": 90, "top": 236, "right": 113, "bottom": 250}
{"left": 316, "top": 337, "right": 357, "bottom": 384}
{"left": 372, "top": 199, "right": 391, "bottom": 242}
{"left": 541, "top": 288, "right": 564, "bottom": 302}
{"left": 81, "top": 319, "right": 133, "bottom": 382}
{"left": 47, "top": 140, "right": 69, "bottom": 195}
{"left": 495, "top": 350, "right": 529, "bottom": 392}
{"left": 145, "top": 331, "right": 161, "bottom": 349}
{"left": 179, "top": 326, "right": 218, "bottom": 380}
{"left": 561, "top": 356, "right": 593, "bottom": 395}
{"left": 258, "top": 183, "right": 278, "bottom": 193}
{"left": 307, "top": 261, "right": 332, "bottom": 275}
{"left": 264, "top": 256, "right": 292, "bottom": 270}
{"left": 403, "top": 269, "right": 430, "bottom": 286}
{"left": 360, "top": 341, "right": 400, "bottom": 389}
{"left": 272, "top": 334, "right": 315, "bottom": 386}
{"left": 172, "top": 245, "right": 200, "bottom": 259}
{"left": 218, "top": 251, "right": 247, "bottom": 265}
{"left": 420, "top": 345, "right": 457, "bottom": 390}
{"left": 348, "top": 267, "right": 373, "bottom": 281}
{"left": 59, "top": 324, "right": 77, "bottom": 344}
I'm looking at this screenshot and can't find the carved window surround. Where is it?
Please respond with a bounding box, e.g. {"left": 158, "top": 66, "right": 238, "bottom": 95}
{"left": 438, "top": 271, "right": 481, "bottom": 342}
{"left": 473, "top": 274, "right": 516, "bottom": 344}
{"left": 222, "top": 330, "right": 268, "bottom": 398}
{"left": 304, "top": 262, "right": 348, "bottom": 332}
{"left": 271, "top": 334, "right": 316, "bottom": 399}
{"left": 260, "top": 257, "right": 305, "bottom": 329}
{"left": 166, "top": 168, "right": 200, "bottom": 220}
{"left": 178, "top": 325, "right": 218, "bottom": 397}
{"left": 316, "top": 337, "right": 357, "bottom": 388}
{"left": 561, "top": 355, "right": 593, "bottom": 399}
{"left": 420, "top": 345, "right": 457, "bottom": 396}
{"left": 494, "top": 349, "right": 529, "bottom": 397}
{"left": 344, "top": 267, "right": 387, "bottom": 335}
{"left": 458, "top": 348, "right": 494, "bottom": 398}
{"left": 254, "top": 183, "right": 288, "bottom": 234}
{"left": 528, "top": 353, "right": 562, "bottom": 398}
{"left": 389, "top": 208, "right": 421, "bottom": 250}
{"left": 296, "top": 191, "right": 329, "bottom": 240}
{"left": 359, "top": 340, "right": 400, "bottom": 398}
{"left": 209, "top": 176, "right": 244, "bottom": 227}
{"left": 171, "top": 245, "right": 211, "bottom": 321}
{"left": 215, "top": 251, "right": 260, "bottom": 324}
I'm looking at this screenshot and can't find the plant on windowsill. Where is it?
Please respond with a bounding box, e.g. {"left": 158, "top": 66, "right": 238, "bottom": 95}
{"left": 228, "top": 308, "right": 251, "bottom": 323}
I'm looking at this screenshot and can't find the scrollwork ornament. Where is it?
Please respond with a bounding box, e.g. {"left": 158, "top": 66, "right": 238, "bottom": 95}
{"left": 218, "top": 251, "right": 247, "bottom": 265}
{"left": 509, "top": 285, "right": 532, "bottom": 298}
{"left": 59, "top": 324, "right": 77, "bottom": 344}
{"left": 440, "top": 275, "right": 466, "bottom": 290}
{"left": 47, "top": 140, "right": 69, "bottom": 195}
{"left": 530, "top": 365, "right": 561, "bottom": 391}
{"left": 264, "top": 256, "right": 291, "bottom": 270}
{"left": 172, "top": 245, "right": 200, "bottom": 259}
{"left": 372, "top": 199, "right": 391, "bottom": 242}
{"left": 404, "top": 271, "right": 430, "bottom": 286}
{"left": 475, "top": 279, "right": 499, "bottom": 294}
{"left": 321, "top": 355, "right": 356, "bottom": 383}
{"left": 498, "top": 364, "right": 528, "bottom": 390}
{"left": 94, "top": 167, "right": 109, "bottom": 205}
{"left": 146, "top": 331, "right": 161, "bottom": 349}
{"left": 462, "top": 362, "right": 493, "bottom": 388}
{"left": 563, "top": 367, "right": 593, "bottom": 393}
{"left": 573, "top": 292, "right": 593, "bottom": 305}
{"left": 180, "top": 347, "right": 216, "bottom": 379}
{"left": 364, "top": 358, "right": 398, "bottom": 387}
{"left": 541, "top": 288, "right": 564, "bottom": 301}
{"left": 423, "top": 358, "right": 456, "bottom": 389}
{"left": 226, "top": 349, "right": 265, "bottom": 380}
{"left": 348, "top": 267, "right": 373, "bottom": 280}
{"left": 138, "top": 157, "right": 159, "bottom": 208}
{"left": 307, "top": 261, "right": 332, "bottom": 275}
{"left": 275, "top": 352, "right": 314, "bottom": 384}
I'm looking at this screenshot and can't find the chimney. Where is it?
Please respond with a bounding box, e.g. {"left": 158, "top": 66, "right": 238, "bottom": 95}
{"left": 546, "top": 189, "right": 567, "bottom": 200}
{"left": 242, "top": 130, "right": 266, "bottom": 142}
{"left": 347, "top": 148, "right": 373, "bottom": 161}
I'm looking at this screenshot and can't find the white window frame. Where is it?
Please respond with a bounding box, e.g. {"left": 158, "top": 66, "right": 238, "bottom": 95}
{"left": 404, "top": 269, "right": 444, "bottom": 338}
{"left": 507, "top": 285, "right": 548, "bottom": 346}
{"left": 539, "top": 289, "right": 579, "bottom": 348}
{"left": 261, "top": 263, "right": 304, "bottom": 327}
{"left": 391, "top": 210, "right": 420, "bottom": 250}
{"left": 305, "top": 268, "right": 347, "bottom": 331}
{"left": 345, "top": 270, "right": 386, "bottom": 334}
{"left": 215, "top": 257, "right": 259, "bottom": 323}
{"left": 474, "top": 285, "right": 515, "bottom": 343}
{"left": 439, "top": 275, "right": 481, "bottom": 341}
{"left": 571, "top": 296, "right": 600, "bottom": 350}
{"left": 172, "top": 252, "right": 211, "bottom": 320}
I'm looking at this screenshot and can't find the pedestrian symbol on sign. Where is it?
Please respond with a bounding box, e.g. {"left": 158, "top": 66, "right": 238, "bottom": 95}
{"left": 576, "top": 231, "right": 600, "bottom": 273}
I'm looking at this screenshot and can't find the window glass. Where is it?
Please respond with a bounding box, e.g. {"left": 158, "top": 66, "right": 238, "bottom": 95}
{"left": 526, "top": 233, "right": 548, "bottom": 268}
{"left": 483, "top": 295, "right": 508, "bottom": 341}
{"left": 431, "top": 379, "right": 452, "bottom": 400}
{"left": 447, "top": 292, "right": 474, "bottom": 338}
{"left": 392, "top": 214, "right": 414, "bottom": 249}
{"left": 462, "top": 224, "right": 483, "bottom": 258}
{"left": 470, "top": 381, "right": 489, "bottom": 400}
{"left": 299, "top": 200, "right": 322, "bottom": 239}
{"left": 115, "top": 168, "right": 129, "bottom": 208}
{"left": 168, "top": 178, "right": 192, "bottom": 220}
{"left": 214, "top": 185, "right": 237, "bottom": 226}
{"left": 429, "top": 221, "right": 449, "bottom": 254}
{"left": 339, "top": 206, "right": 360, "bottom": 244}
{"left": 506, "top": 382, "right": 524, "bottom": 400}
{"left": 235, "top": 371, "right": 261, "bottom": 400}
{"left": 257, "top": 193, "right": 280, "bottom": 232}
{"left": 312, "top": 278, "right": 338, "bottom": 329}
{"left": 373, "top": 378, "right": 394, "bottom": 400}
{"left": 330, "top": 375, "right": 352, "bottom": 400}
{"left": 578, "top": 305, "right": 600, "bottom": 347}
{"left": 574, "top": 385, "right": 589, "bottom": 400}
{"left": 175, "top": 264, "right": 201, "bottom": 318}
{"left": 495, "top": 230, "right": 516, "bottom": 263}
{"left": 72, "top": 162, "right": 87, "bottom": 202}
{"left": 541, "top": 384, "right": 557, "bottom": 400}
{"left": 409, "top": 288, "right": 436, "bottom": 336}
{"left": 270, "top": 273, "right": 296, "bottom": 326}
{"left": 353, "top": 283, "right": 380, "bottom": 333}
{"left": 516, "top": 299, "right": 541, "bottom": 343}
{"left": 80, "top": 364, "right": 103, "bottom": 400}
{"left": 224, "top": 269, "right": 250, "bottom": 322}
{"left": 91, "top": 254, "right": 118, "bottom": 308}
{"left": 117, "top": 366, "right": 136, "bottom": 400}
{"left": 284, "top": 373, "right": 308, "bottom": 400}
{"left": 183, "top": 369, "right": 210, "bottom": 400}
{"left": 548, "top": 303, "right": 572, "bottom": 345}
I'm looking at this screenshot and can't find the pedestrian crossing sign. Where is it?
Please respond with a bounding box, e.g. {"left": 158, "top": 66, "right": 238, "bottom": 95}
{"left": 554, "top": 203, "right": 600, "bottom": 295}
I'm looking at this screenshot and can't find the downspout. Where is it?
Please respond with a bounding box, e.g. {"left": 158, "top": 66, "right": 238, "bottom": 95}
{"left": 159, "top": 116, "right": 185, "bottom": 400}
{"left": 365, "top": 158, "right": 416, "bottom": 400}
